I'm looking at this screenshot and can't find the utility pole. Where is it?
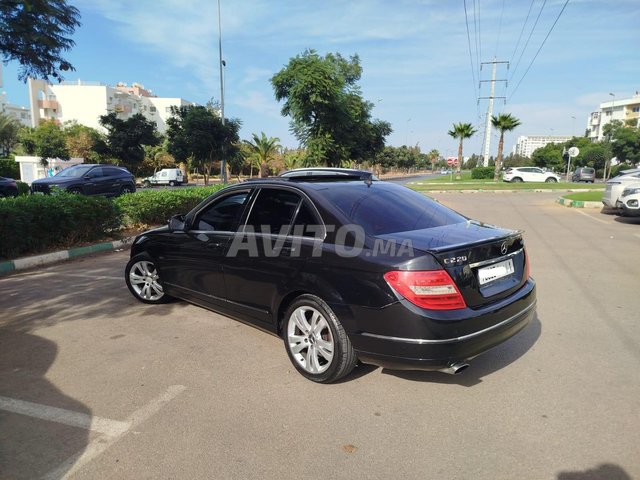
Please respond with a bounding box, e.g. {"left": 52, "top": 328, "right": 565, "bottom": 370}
{"left": 479, "top": 58, "right": 508, "bottom": 167}
{"left": 217, "top": 0, "right": 227, "bottom": 184}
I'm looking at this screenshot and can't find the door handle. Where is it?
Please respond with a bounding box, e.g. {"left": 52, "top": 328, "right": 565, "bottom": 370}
{"left": 207, "top": 242, "right": 225, "bottom": 249}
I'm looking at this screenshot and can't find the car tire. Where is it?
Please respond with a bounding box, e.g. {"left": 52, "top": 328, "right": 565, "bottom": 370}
{"left": 169, "top": 181, "right": 176, "bottom": 187}
{"left": 545, "top": 177, "right": 558, "bottom": 183}
{"left": 143, "top": 180, "right": 151, "bottom": 188}
{"left": 68, "top": 187, "right": 82, "bottom": 194}
{"left": 125, "top": 253, "right": 172, "bottom": 304}
{"left": 511, "top": 177, "right": 523, "bottom": 183}
{"left": 283, "top": 294, "right": 357, "bottom": 383}
{"left": 121, "top": 185, "right": 134, "bottom": 194}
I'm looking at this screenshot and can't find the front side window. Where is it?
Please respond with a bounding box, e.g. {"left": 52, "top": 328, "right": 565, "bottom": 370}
{"left": 194, "top": 192, "right": 250, "bottom": 232}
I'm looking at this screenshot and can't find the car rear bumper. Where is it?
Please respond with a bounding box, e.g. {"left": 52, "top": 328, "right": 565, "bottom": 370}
{"left": 349, "top": 279, "right": 537, "bottom": 371}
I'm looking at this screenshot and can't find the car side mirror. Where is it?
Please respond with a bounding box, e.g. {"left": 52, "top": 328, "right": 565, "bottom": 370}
{"left": 168, "top": 214, "right": 186, "bottom": 232}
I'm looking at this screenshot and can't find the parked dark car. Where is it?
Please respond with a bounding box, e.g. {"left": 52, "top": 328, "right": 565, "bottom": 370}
{"left": 571, "top": 167, "right": 595, "bottom": 183}
{"left": 31, "top": 164, "right": 136, "bottom": 196}
{"left": 0, "top": 176, "right": 19, "bottom": 198}
{"left": 125, "top": 169, "right": 537, "bottom": 383}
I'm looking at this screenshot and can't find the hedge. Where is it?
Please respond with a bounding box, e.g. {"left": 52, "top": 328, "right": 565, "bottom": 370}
{"left": 0, "top": 193, "right": 122, "bottom": 259}
{"left": 114, "top": 186, "right": 224, "bottom": 225}
{"left": 0, "top": 158, "right": 19, "bottom": 179}
{"left": 0, "top": 186, "right": 226, "bottom": 259}
{"left": 471, "top": 167, "right": 495, "bottom": 179}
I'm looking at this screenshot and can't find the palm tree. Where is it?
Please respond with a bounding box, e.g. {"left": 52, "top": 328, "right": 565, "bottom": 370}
{"left": 427, "top": 149, "right": 440, "bottom": 172}
{"left": 491, "top": 113, "right": 521, "bottom": 181}
{"left": 447, "top": 123, "right": 476, "bottom": 179}
{"left": 243, "top": 132, "right": 281, "bottom": 178}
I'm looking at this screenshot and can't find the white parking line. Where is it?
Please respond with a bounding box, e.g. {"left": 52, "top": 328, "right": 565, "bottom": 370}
{"left": 37, "top": 385, "right": 186, "bottom": 480}
{"left": 574, "top": 209, "right": 609, "bottom": 225}
{"left": 0, "top": 396, "right": 129, "bottom": 437}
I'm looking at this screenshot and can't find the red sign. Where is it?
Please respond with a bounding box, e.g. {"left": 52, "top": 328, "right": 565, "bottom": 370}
{"left": 446, "top": 157, "right": 457, "bottom": 166}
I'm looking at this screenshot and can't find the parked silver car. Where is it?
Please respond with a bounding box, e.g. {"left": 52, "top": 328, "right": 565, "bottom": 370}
{"left": 602, "top": 169, "right": 640, "bottom": 208}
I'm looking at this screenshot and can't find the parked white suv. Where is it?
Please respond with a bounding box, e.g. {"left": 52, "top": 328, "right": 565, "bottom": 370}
{"left": 503, "top": 167, "right": 561, "bottom": 183}
{"left": 602, "top": 169, "right": 640, "bottom": 208}
{"left": 619, "top": 183, "right": 640, "bottom": 217}
{"left": 142, "top": 168, "right": 184, "bottom": 187}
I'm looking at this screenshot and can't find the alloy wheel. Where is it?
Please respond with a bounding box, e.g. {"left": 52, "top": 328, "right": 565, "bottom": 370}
{"left": 287, "top": 306, "right": 334, "bottom": 374}
{"left": 128, "top": 260, "right": 164, "bottom": 301}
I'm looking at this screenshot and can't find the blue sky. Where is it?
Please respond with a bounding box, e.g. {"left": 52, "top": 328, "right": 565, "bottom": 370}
{"left": 1, "top": 0, "right": 638, "bottom": 157}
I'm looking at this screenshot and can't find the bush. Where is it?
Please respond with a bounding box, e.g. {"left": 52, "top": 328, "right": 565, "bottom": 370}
{"left": 471, "top": 167, "right": 495, "bottom": 179}
{"left": 0, "top": 193, "right": 122, "bottom": 259}
{"left": 114, "top": 186, "right": 224, "bottom": 226}
{"left": 16, "top": 181, "right": 30, "bottom": 196}
{"left": 0, "top": 158, "right": 19, "bottom": 179}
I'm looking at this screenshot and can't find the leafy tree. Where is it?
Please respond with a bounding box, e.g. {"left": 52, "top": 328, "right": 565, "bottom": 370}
{"left": 271, "top": 50, "right": 391, "bottom": 167}
{"left": 243, "top": 132, "right": 281, "bottom": 178}
{"left": 63, "top": 122, "right": 104, "bottom": 162}
{"left": 1, "top": 1, "right": 81, "bottom": 81}
{"left": 166, "top": 106, "right": 240, "bottom": 185}
{"left": 99, "top": 113, "right": 159, "bottom": 174}
{"left": 140, "top": 142, "right": 177, "bottom": 176}
{"left": 0, "top": 113, "right": 21, "bottom": 155}
{"left": 491, "top": 113, "right": 521, "bottom": 180}
{"left": 531, "top": 142, "right": 563, "bottom": 171}
{"left": 611, "top": 126, "right": 640, "bottom": 165}
{"left": 447, "top": 122, "right": 476, "bottom": 179}
{"left": 18, "top": 120, "right": 69, "bottom": 166}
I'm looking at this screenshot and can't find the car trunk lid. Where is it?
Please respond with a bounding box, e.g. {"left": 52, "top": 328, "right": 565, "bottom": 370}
{"left": 378, "top": 221, "right": 528, "bottom": 308}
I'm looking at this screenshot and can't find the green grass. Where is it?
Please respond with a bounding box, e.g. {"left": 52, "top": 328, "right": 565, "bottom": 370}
{"left": 408, "top": 173, "right": 605, "bottom": 192}
{"left": 562, "top": 191, "right": 604, "bottom": 202}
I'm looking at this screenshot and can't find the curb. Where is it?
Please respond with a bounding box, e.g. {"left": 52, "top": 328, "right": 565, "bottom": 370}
{"left": 0, "top": 237, "right": 135, "bottom": 276}
{"left": 555, "top": 196, "right": 603, "bottom": 209}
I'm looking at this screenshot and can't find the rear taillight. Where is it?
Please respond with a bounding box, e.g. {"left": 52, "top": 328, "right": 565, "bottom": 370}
{"left": 384, "top": 270, "right": 466, "bottom": 310}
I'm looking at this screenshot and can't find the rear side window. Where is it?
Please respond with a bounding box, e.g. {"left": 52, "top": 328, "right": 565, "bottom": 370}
{"left": 246, "top": 188, "right": 302, "bottom": 235}
{"left": 322, "top": 184, "right": 466, "bottom": 235}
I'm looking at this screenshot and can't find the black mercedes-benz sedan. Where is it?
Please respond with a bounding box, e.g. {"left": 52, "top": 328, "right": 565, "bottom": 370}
{"left": 125, "top": 169, "right": 536, "bottom": 383}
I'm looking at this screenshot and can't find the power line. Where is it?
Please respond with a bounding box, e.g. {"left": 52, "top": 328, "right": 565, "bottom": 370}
{"left": 509, "top": 0, "right": 548, "bottom": 85}
{"left": 509, "top": 0, "right": 535, "bottom": 66}
{"left": 473, "top": 0, "right": 481, "bottom": 79}
{"left": 494, "top": 0, "right": 506, "bottom": 58}
{"left": 508, "top": 0, "right": 570, "bottom": 102}
{"left": 464, "top": 0, "right": 479, "bottom": 101}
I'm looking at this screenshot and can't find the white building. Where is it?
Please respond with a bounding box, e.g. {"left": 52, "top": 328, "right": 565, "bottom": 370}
{"left": 513, "top": 135, "right": 573, "bottom": 158}
{"left": 0, "top": 66, "right": 31, "bottom": 126}
{"left": 586, "top": 92, "right": 640, "bottom": 142}
{"left": 27, "top": 79, "right": 196, "bottom": 134}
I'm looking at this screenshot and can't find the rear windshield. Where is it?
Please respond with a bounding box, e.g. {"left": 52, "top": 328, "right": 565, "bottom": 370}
{"left": 318, "top": 183, "right": 466, "bottom": 236}
{"left": 582, "top": 168, "right": 595, "bottom": 173}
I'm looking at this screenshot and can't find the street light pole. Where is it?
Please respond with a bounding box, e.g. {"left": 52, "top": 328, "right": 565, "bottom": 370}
{"left": 217, "top": 0, "right": 227, "bottom": 184}
{"left": 605, "top": 92, "right": 615, "bottom": 180}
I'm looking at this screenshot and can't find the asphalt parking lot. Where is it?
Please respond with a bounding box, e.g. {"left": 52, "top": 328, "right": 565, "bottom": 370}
{"left": 1, "top": 192, "right": 639, "bottom": 480}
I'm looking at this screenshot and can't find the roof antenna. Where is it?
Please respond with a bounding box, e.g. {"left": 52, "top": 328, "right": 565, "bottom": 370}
{"left": 364, "top": 173, "right": 373, "bottom": 187}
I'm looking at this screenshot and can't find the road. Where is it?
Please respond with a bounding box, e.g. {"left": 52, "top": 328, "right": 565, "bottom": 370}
{"left": 1, "top": 192, "right": 639, "bottom": 480}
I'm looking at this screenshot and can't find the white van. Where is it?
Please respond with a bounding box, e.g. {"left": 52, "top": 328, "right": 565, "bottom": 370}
{"left": 142, "top": 168, "right": 184, "bottom": 187}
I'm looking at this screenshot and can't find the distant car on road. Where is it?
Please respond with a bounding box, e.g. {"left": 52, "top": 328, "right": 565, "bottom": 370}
{"left": 0, "top": 176, "right": 19, "bottom": 198}
{"left": 142, "top": 168, "right": 184, "bottom": 187}
{"left": 571, "top": 167, "right": 596, "bottom": 183}
{"left": 503, "top": 167, "right": 560, "bottom": 183}
{"left": 617, "top": 183, "right": 640, "bottom": 216}
{"left": 31, "top": 164, "right": 136, "bottom": 196}
{"left": 602, "top": 169, "right": 640, "bottom": 209}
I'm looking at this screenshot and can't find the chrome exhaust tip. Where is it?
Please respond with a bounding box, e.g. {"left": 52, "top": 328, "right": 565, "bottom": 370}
{"left": 439, "top": 362, "right": 470, "bottom": 375}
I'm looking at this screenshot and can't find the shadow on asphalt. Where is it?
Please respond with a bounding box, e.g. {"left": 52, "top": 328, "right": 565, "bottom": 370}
{"left": 556, "top": 463, "right": 633, "bottom": 480}
{"left": 379, "top": 314, "right": 542, "bottom": 387}
{"left": 0, "top": 331, "right": 90, "bottom": 479}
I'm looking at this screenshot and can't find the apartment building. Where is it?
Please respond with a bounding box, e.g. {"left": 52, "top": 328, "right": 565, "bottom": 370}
{"left": 27, "top": 79, "right": 196, "bottom": 134}
{"left": 513, "top": 135, "right": 572, "bottom": 158}
{"left": 586, "top": 92, "right": 640, "bottom": 142}
{"left": 0, "top": 92, "right": 31, "bottom": 126}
